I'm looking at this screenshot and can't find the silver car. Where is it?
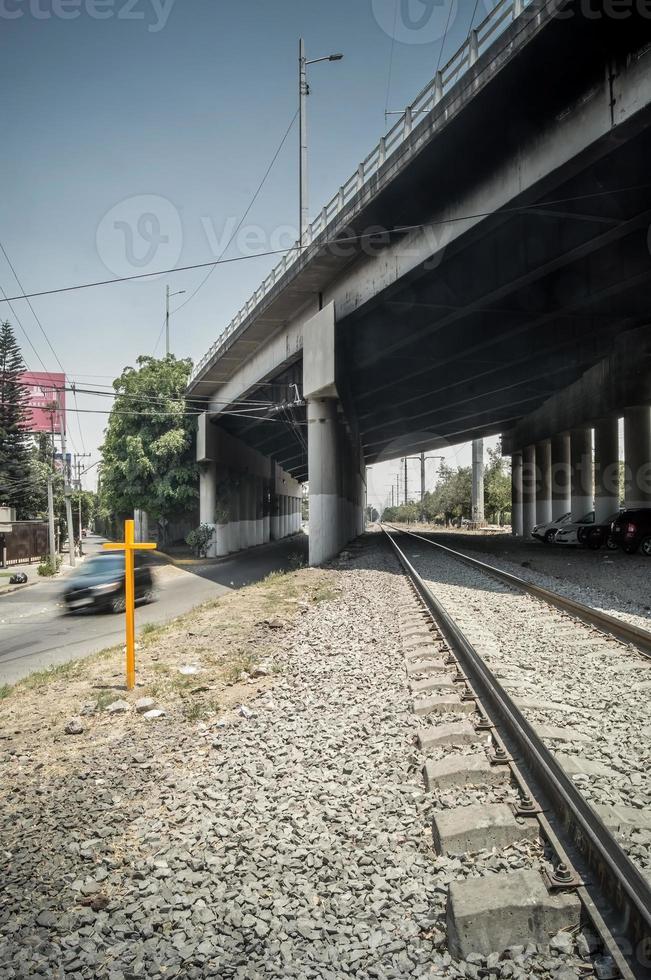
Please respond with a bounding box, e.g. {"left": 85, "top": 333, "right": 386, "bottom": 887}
{"left": 531, "top": 512, "right": 571, "bottom": 544}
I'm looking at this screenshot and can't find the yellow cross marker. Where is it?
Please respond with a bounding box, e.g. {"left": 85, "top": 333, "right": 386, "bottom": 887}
{"left": 103, "top": 519, "right": 156, "bottom": 690}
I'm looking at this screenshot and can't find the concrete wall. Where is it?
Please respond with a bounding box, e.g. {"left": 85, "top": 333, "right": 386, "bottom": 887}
{"left": 197, "top": 416, "right": 301, "bottom": 558}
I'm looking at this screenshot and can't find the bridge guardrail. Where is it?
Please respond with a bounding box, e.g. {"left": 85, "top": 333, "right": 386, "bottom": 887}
{"left": 191, "top": 0, "right": 532, "bottom": 385}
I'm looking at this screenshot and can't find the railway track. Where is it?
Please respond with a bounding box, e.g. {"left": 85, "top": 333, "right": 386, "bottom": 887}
{"left": 383, "top": 524, "right": 651, "bottom": 659}
{"left": 381, "top": 526, "right": 651, "bottom": 979}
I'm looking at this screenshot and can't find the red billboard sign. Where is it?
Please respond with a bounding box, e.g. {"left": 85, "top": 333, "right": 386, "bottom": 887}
{"left": 21, "top": 372, "right": 66, "bottom": 434}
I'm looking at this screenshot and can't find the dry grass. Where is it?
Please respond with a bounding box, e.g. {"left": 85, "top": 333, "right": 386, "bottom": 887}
{"left": 0, "top": 566, "right": 339, "bottom": 765}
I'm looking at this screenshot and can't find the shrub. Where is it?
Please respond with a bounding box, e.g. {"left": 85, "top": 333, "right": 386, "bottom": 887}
{"left": 37, "top": 556, "right": 62, "bottom": 577}
{"left": 186, "top": 523, "right": 215, "bottom": 558}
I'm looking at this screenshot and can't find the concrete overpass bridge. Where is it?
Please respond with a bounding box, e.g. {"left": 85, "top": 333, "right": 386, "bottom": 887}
{"left": 189, "top": 0, "right": 651, "bottom": 564}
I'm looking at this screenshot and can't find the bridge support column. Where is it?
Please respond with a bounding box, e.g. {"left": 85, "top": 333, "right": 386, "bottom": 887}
{"left": 270, "top": 490, "right": 279, "bottom": 540}
{"left": 624, "top": 407, "right": 651, "bottom": 509}
{"left": 551, "top": 433, "right": 571, "bottom": 519}
{"left": 571, "top": 427, "right": 593, "bottom": 519}
{"left": 228, "top": 473, "right": 241, "bottom": 554}
{"left": 199, "top": 461, "right": 217, "bottom": 558}
{"left": 263, "top": 481, "right": 271, "bottom": 543}
{"left": 307, "top": 397, "right": 341, "bottom": 565}
{"left": 522, "top": 445, "right": 536, "bottom": 538}
{"left": 535, "top": 439, "right": 552, "bottom": 526}
{"left": 471, "top": 438, "right": 485, "bottom": 525}
{"left": 511, "top": 452, "right": 523, "bottom": 536}
{"left": 594, "top": 418, "right": 620, "bottom": 522}
{"left": 281, "top": 496, "right": 289, "bottom": 538}
{"left": 254, "top": 475, "right": 264, "bottom": 546}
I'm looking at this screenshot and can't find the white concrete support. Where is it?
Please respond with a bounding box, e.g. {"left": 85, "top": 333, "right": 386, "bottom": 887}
{"left": 228, "top": 474, "right": 241, "bottom": 554}
{"left": 199, "top": 461, "right": 218, "bottom": 557}
{"left": 570, "top": 427, "right": 594, "bottom": 519}
{"left": 254, "top": 475, "right": 264, "bottom": 546}
{"left": 521, "top": 445, "right": 536, "bottom": 538}
{"left": 242, "top": 476, "right": 255, "bottom": 548}
{"left": 471, "top": 438, "right": 485, "bottom": 524}
{"left": 511, "top": 452, "right": 523, "bottom": 536}
{"left": 270, "top": 492, "right": 280, "bottom": 540}
{"left": 134, "top": 509, "right": 149, "bottom": 543}
{"left": 263, "top": 481, "right": 271, "bottom": 543}
{"left": 535, "top": 439, "right": 552, "bottom": 526}
{"left": 280, "top": 496, "right": 288, "bottom": 538}
{"left": 624, "top": 407, "right": 651, "bottom": 509}
{"left": 307, "top": 397, "right": 342, "bottom": 565}
{"left": 594, "top": 418, "right": 620, "bottom": 522}
{"left": 550, "top": 432, "right": 571, "bottom": 519}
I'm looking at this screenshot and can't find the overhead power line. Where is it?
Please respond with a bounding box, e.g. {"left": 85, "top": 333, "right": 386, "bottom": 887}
{"left": 1, "top": 184, "right": 649, "bottom": 307}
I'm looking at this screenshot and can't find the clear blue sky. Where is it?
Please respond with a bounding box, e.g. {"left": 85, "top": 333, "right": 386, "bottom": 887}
{"left": 1, "top": 0, "right": 497, "bottom": 485}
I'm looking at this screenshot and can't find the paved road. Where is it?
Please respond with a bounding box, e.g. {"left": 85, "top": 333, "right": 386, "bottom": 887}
{"left": 0, "top": 534, "right": 308, "bottom": 686}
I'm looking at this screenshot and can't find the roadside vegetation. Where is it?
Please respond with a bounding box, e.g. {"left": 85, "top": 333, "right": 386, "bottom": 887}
{"left": 0, "top": 564, "right": 337, "bottom": 748}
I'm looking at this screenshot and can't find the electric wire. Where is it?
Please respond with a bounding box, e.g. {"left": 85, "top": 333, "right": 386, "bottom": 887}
{"left": 172, "top": 108, "right": 300, "bottom": 319}
{"left": 383, "top": 0, "right": 399, "bottom": 124}
{"left": 2, "top": 182, "right": 649, "bottom": 306}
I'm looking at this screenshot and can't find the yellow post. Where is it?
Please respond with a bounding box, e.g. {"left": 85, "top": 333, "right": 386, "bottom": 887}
{"left": 103, "top": 519, "right": 156, "bottom": 691}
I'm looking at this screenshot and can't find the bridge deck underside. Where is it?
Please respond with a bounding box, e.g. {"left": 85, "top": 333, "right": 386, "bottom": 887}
{"left": 341, "top": 125, "right": 651, "bottom": 464}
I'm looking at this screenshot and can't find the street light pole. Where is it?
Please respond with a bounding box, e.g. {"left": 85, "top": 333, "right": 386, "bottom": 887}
{"left": 165, "top": 286, "right": 186, "bottom": 356}
{"left": 298, "top": 39, "right": 343, "bottom": 246}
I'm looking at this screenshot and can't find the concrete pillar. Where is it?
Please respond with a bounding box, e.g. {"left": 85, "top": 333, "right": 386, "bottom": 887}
{"left": 550, "top": 433, "right": 571, "bottom": 519}
{"left": 308, "top": 397, "right": 342, "bottom": 565}
{"left": 228, "top": 474, "right": 241, "bottom": 553}
{"left": 511, "top": 452, "right": 523, "bottom": 536}
{"left": 254, "top": 475, "right": 264, "bottom": 546}
{"left": 471, "top": 438, "right": 485, "bottom": 524}
{"left": 535, "top": 439, "right": 552, "bottom": 526}
{"left": 279, "top": 495, "right": 286, "bottom": 538}
{"left": 594, "top": 418, "right": 620, "bottom": 522}
{"left": 570, "top": 427, "right": 593, "bottom": 519}
{"left": 242, "top": 475, "right": 255, "bottom": 548}
{"left": 263, "top": 481, "right": 271, "bottom": 543}
{"left": 134, "top": 509, "right": 149, "bottom": 543}
{"left": 270, "top": 491, "right": 279, "bottom": 540}
{"left": 522, "top": 445, "right": 536, "bottom": 538}
{"left": 199, "top": 461, "right": 217, "bottom": 557}
{"left": 624, "top": 407, "right": 651, "bottom": 509}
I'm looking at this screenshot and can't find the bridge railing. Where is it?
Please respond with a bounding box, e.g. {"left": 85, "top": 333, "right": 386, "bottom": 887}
{"left": 191, "top": 0, "right": 532, "bottom": 384}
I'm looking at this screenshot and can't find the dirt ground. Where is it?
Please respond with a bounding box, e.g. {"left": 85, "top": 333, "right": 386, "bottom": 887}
{"left": 0, "top": 565, "right": 338, "bottom": 764}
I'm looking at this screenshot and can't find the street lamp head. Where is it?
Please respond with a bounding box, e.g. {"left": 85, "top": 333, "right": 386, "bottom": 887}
{"left": 329, "top": 53, "right": 343, "bottom": 61}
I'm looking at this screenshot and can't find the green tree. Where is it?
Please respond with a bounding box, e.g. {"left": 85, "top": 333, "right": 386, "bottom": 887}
{"left": 0, "top": 321, "right": 32, "bottom": 515}
{"left": 100, "top": 356, "right": 197, "bottom": 541}
{"left": 484, "top": 448, "right": 511, "bottom": 525}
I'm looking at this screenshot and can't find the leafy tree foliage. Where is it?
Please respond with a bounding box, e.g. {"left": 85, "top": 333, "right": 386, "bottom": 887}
{"left": 0, "top": 321, "right": 32, "bottom": 514}
{"left": 484, "top": 447, "right": 511, "bottom": 524}
{"left": 100, "top": 356, "right": 197, "bottom": 537}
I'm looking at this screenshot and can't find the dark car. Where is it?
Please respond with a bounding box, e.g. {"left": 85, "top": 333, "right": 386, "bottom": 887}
{"left": 62, "top": 553, "right": 155, "bottom": 613}
{"left": 578, "top": 511, "right": 622, "bottom": 550}
{"left": 610, "top": 508, "right": 651, "bottom": 556}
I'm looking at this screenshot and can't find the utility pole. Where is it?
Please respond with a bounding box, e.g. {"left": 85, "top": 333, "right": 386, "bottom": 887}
{"left": 165, "top": 284, "right": 170, "bottom": 357}
{"left": 420, "top": 452, "right": 426, "bottom": 504}
{"left": 472, "top": 438, "right": 485, "bottom": 525}
{"left": 47, "top": 473, "right": 56, "bottom": 567}
{"left": 165, "top": 285, "right": 186, "bottom": 356}
{"left": 59, "top": 392, "right": 75, "bottom": 567}
{"left": 404, "top": 457, "right": 408, "bottom": 505}
{"left": 75, "top": 454, "right": 91, "bottom": 556}
{"left": 298, "top": 39, "right": 343, "bottom": 245}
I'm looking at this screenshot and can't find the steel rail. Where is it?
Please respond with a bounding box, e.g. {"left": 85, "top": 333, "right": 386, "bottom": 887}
{"left": 383, "top": 526, "right": 651, "bottom": 978}
{"left": 383, "top": 524, "right": 651, "bottom": 659}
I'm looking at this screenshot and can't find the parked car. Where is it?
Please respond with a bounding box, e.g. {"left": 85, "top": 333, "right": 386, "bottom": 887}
{"left": 578, "top": 511, "right": 622, "bottom": 550}
{"left": 62, "top": 553, "right": 155, "bottom": 613}
{"left": 553, "top": 511, "right": 595, "bottom": 546}
{"left": 532, "top": 512, "right": 571, "bottom": 544}
{"left": 609, "top": 508, "right": 651, "bottom": 555}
